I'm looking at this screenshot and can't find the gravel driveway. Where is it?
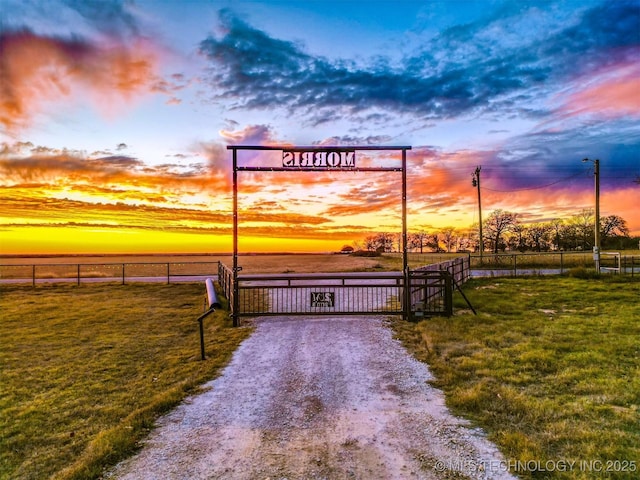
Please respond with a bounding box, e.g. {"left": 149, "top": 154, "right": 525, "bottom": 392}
{"left": 108, "top": 316, "right": 516, "bottom": 480}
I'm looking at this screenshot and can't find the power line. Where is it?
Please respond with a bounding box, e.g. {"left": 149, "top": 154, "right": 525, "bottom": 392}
{"left": 481, "top": 170, "right": 590, "bottom": 193}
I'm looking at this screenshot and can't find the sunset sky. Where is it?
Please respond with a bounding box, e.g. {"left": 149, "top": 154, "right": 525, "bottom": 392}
{"left": 1, "top": 0, "right": 639, "bottom": 254}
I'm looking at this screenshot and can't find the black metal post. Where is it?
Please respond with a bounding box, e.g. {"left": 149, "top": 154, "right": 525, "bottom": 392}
{"left": 402, "top": 148, "right": 410, "bottom": 321}
{"left": 199, "top": 316, "right": 206, "bottom": 360}
{"left": 444, "top": 271, "right": 453, "bottom": 317}
{"left": 232, "top": 147, "right": 239, "bottom": 327}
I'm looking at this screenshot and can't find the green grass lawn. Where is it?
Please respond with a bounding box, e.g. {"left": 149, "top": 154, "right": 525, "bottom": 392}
{"left": 2, "top": 276, "right": 639, "bottom": 480}
{"left": 394, "top": 275, "right": 640, "bottom": 479}
{"left": 0, "top": 283, "right": 251, "bottom": 480}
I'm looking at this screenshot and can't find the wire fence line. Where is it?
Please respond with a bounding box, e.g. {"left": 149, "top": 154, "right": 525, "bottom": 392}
{"left": 1, "top": 252, "right": 637, "bottom": 287}
{"left": 467, "top": 252, "right": 640, "bottom": 277}
{"left": 0, "top": 261, "right": 221, "bottom": 286}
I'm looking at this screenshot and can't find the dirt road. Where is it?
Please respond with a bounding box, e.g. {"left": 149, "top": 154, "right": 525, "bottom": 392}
{"left": 109, "top": 316, "right": 516, "bottom": 480}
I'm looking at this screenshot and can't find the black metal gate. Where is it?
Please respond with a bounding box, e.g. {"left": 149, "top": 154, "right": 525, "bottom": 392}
{"left": 235, "top": 272, "right": 403, "bottom": 317}
{"left": 218, "top": 257, "right": 469, "bottom": 321}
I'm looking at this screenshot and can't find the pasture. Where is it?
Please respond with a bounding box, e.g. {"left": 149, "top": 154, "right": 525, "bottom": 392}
{"left": 0, "top": 283, "right": 251, "bottom": 480}
{"left": 394, "top": 275, "right": 640, "bottom": 479}
{"left": 0, "top": 255, "right": 638, "bottom": 479}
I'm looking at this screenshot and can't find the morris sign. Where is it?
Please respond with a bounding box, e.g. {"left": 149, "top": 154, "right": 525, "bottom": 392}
{"left": 282, "top": 149, "right": 356, "bottom": 169}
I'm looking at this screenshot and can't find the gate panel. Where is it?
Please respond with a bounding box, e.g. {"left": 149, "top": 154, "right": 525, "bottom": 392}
{"left": 409, "top": 270, "right": 453, "bottom": 318}
{"left": 237, "top": 273, "right": 404, "bottom": 317}
{"left": 220, "top": 257, "right": 469, "bottom": 321}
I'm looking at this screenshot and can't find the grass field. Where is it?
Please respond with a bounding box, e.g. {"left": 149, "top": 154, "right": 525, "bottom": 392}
{"left": 393, "top": 275, "right": 640, "bottom": 479}
{"left": 0, "top": 283, "right": 251, "bottom": 480}
{"left": 2, "top": 269, "right": 639, "bottom": 479}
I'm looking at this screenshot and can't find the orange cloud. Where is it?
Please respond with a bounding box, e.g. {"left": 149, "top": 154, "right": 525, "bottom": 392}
{"left": 0, "top": 29, "right": 164, "bottom": 131}
{"left": 559, "top": 60, "right": 640, "bottom": 119}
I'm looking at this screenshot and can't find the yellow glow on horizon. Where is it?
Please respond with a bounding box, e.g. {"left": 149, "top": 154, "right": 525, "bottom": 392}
{"left": 0, "top": 226, "right": 356, "bottom": 255}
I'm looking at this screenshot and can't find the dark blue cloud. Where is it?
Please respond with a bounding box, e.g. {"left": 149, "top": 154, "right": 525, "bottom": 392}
{"left": 198, "top": 1, "right": 639, "bottom": 125}
{"left": 483, "top": 119, "right": 640, "bottom": 191}
{"left": 61, "top": 0, "right": 140, "bottom": 38}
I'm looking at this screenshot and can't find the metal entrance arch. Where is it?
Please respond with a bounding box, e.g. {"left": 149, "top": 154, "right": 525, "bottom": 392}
{"left": 228, "top": 145, "right": 411, "bottom": 326}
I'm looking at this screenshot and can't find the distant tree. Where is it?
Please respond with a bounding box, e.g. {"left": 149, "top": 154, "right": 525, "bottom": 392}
{"left": 468, "top": 224, "right": 482, "bottom": 252}
{"left": 601, "top": 215, "right": 629, "bottom": 238}
{"left": 560, "top": 222, "right": 580, "bottom": 250}
{"left": 527, "top": 223, "right": 553, "bottom": 251}
{"left": 440, "top": 226, "right": 457, "bottom": 252}
{"left": 408, "top": 231, "right": 430, "bottom": 253}
{"left": 340, "top": 245, "right": 354, "bottom": 254}
{"left": 601, "top": 215, "right": 630, "bottom": 248}
{"left": 426, "top": 233, "right": 442, "bottom": 252}
{"left": 364, "top": 232, "right": 395, "bottom": 252}
{"left": 484, "top": 210, "right": 518, "bottom": 253}
{"left": 395, "top": 233, "right": 402, "bottom": 253}
{"left": 509, "top": 224, "right": 527, "bottom": 252}
{"left": 380, "top": 232, "right": 395, "bottom": 252}
{"left": 568, "top": 209, "right": 595, "bottom": 250}
{"left": 550, "top": 218, "right": 564, "bottom": 250}
{"left": 364, "top": 235, "right": 377, "bottom": 251}
{"left": 456, "top": 228, "right": 475, "bottom": 252}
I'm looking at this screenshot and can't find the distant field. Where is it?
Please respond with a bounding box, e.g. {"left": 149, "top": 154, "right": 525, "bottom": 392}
{"left": 0, "top": 252, "right": 451, "bottom": 274}
{"left": 2, "top": 250, "right": 637, "bottom": 272}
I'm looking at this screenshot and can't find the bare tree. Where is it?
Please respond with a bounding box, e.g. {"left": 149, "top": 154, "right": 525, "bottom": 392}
{"left": 408, "top": 231, "right": 430, "bottom": 253}
{"left": 569, "top": 209, "right": 595, "bottom": 250}
{"left": 601, "top": 215, "right": 629, "bottom": 248}
{"left": 440, "top": 227, "right": 457, "bottom": 252}
{"left": 364, "top": 235, "right": 377, "bottom": 251}
{"left": 484, "top": 210, "right": 518, "bottom": 253}
{"left": 456, "top": 228, "right": 475, "bottom": 252}
{"left": 550, "top": 218, "right": 564, "bottom": 250}
{"left": 509, "top": 224, "right": 527, "bottom": 252}
{"left": 365, "top": 232, "right": 395, "bottom": 252}
{"left": 527, "top": 223, "right": 552, "bottom": 252}
{"left": 427, "top": 233, "right": 442, "bottom": 252}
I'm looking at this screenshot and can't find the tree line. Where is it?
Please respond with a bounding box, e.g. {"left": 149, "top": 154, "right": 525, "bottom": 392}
{"left": 356, "top": 209, "right": 637, "bottom": 254}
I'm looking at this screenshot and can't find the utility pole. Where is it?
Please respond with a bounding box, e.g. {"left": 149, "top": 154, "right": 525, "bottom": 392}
{"left": 472, "top": 166, "right": 484, "bottom": 257}
{"left": 583, "top": 158, "right": 600, "bottom": 273}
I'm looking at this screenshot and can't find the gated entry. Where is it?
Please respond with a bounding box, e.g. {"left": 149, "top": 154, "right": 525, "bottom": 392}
{"left": 218, "top": 258, "right": 470, "bottom": 321}
{"left": 236, "top": 272, "right": 403, "bottom": 316}
{"left": 228, "top": 145, "right": 411, "bottom": 325}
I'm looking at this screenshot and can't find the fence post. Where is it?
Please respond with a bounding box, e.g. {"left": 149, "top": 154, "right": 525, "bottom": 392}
{"left": 77, "top": 264, "right": 81, "bottom": 286}
{"left": 444, "top": 271, "right": 453, "bottom": 317}
{"left": 560, "top": 252, "right": 564, "bottom": 274}
{"left": 513, "top": 255, "right": 517, "bottom": 277}
{"left": 32, "top": 265, "right": 36, "bottom": 287}
{"left": 122, "top": 264, "right": 125, "bottom": 285}
{"left": 167, "top": 263, "right": 170, "bottom": 284}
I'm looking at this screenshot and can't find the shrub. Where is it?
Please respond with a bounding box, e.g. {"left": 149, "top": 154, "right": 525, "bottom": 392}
{"left": 350, "top": 250, "right": 381, "bottom": 257}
